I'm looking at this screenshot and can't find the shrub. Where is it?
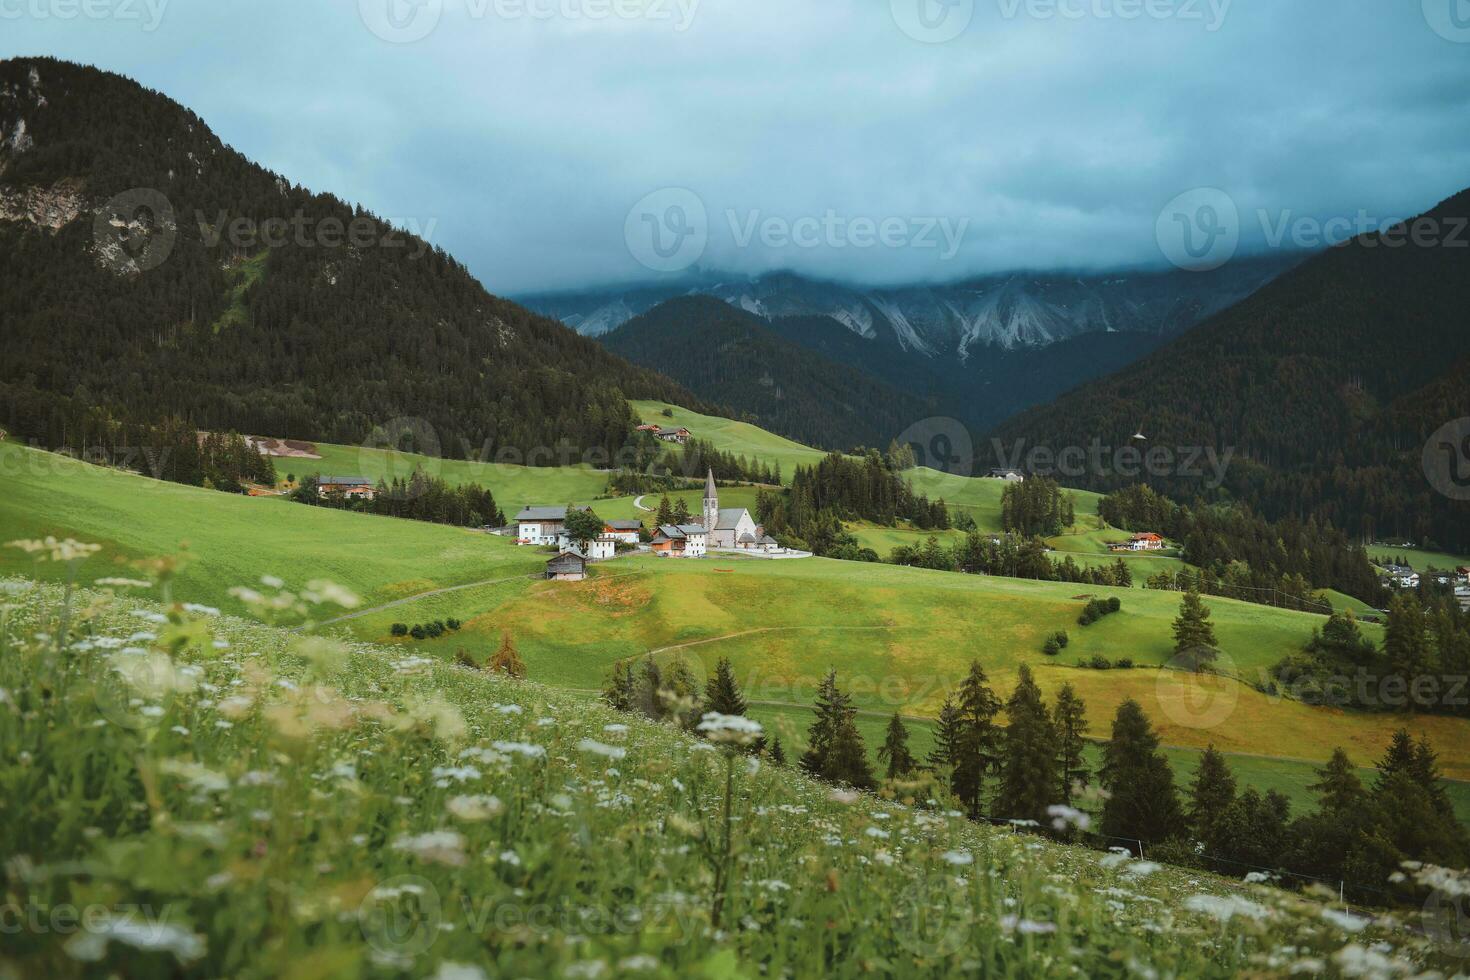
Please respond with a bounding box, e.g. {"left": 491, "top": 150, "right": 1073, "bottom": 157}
{"left": 427, "top": 621, "right": 445, "bottom": 639}
{"left": 1043, "top": 637, "right": 1061, "bottom": 656}
{"left": 1106, "top": 597, "right": 1122, "bottom": 613}
{"left": 1116, "top": 658, "right": 1135, "bottom": 669}
{"left": 1089, "top": 655, "right": 1112, "bottom": 670}
{"left": 390, "top": 623, "right": 408, "bottom": 637}
{"left": 1079, "top": 598, "right": 1121, "bottom": 626}
{"left": 446, "top": 618, "right": 462, "bottom": 631}
{"left": 409, "top": 625, "right": 426, "bottom": 640}
{"left": 1055, "top": 630, "right": 1069, "bottom": 648}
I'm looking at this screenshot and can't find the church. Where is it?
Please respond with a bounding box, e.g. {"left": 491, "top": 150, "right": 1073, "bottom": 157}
{"left": 702, "top": 470, "right": 778, "bottom": 551}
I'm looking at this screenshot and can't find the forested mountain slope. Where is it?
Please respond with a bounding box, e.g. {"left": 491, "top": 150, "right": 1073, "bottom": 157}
{"left": 0, "top": 58, "right": 699, "bottom": 462}
{"left": 986, "top": 187, "right": 1470, "bottom": 551}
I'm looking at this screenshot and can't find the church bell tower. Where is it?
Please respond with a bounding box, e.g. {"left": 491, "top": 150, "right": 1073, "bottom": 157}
{"left": 703, "top": 469, "right": 719, "bottom": 532}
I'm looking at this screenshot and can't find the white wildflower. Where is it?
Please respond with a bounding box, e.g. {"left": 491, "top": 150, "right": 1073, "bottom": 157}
{"left": 390, "top": 831, "right": 467, "bottom": 867}
{"left": 577, "top": 738, "right": 627, "bottom": 760}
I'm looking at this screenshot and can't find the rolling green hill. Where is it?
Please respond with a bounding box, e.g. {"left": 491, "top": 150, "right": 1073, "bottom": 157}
{"left": 9, "top": 578, "right": 1442, "bottom": 978}
{"left": 9, "top": 440, "right": 1470, "bottom": 798}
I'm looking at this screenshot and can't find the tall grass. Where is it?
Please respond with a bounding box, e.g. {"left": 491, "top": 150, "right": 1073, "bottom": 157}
{"left": 0, "top": 548, "right": 1463, "bottom": 977}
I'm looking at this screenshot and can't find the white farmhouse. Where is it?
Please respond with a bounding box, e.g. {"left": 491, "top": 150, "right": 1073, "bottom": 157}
{"left": 515, "top": 505, "right": 576, "bottom": 545}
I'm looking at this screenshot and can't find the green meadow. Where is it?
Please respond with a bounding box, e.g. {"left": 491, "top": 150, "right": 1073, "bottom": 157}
{"left": 6, "top": 440, "right": 1468, "bottom": 793}
{"left": 1366, "top": 544, "right": 1470, "bottom": 573}
{"left": 629, "top": 400, "right": 830, "bottom": 480}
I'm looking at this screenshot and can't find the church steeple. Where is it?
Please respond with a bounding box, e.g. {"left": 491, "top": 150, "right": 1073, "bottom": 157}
{"left": 703, "top": 469, "right": 719, "bottom": 532}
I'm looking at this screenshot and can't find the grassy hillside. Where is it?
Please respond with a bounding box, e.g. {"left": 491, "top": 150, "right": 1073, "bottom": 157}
{"left": 1366, "top": 544, "right": 1470, "bottom": 573}
{"left": 8, "top": 580, "right": 1447, "bottom": 978}
{"left": 630, "top": 400, "right": 831, "bottom": 480}
{"left": 9, "top": 440, "right": 1470, "bottom": 791}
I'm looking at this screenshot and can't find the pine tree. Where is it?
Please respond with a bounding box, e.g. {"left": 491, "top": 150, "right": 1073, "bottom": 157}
{"left": 801, "top": 670, "right": 875, "bottom": 789}
{"left": 637, "top": 660, "right": 665, "bottom": 720}
{"left": 994, "top": 665, "right": 1060, "bottom": 823}
{"left": 488, "top": 631, "right": 527, "bottom": 679}
{"left": 927, "top": 696, "right": 960, "bottom": 772}
{"left": 1172, "top": 590, "right": 1219, "bottom": 670}
{"left": 1310, "top": 748, "right": 1367, "bottom": 813}
{"left": 877, "top": 713, "right": 917, "bottom": 780}
{"left": 768, "top": 736, "right": 786, "bottom": 766}
{"left": 703, "top": 658, "right": 747, "bottom": 716}
{"left": 603, "top": 661, "right": 637, "bottom": 711}
{"left": 656, "top": 494, "right": 674, "bottom": 526}
{"left": 1099, "top": 699, "right": 1182, "bottom": 843}
{"left": 1186, "top": 745, "right": 1237, "bottom": 847}
{"left": 1051, "top": 683, "right": 1088, "bottom": 803}
{"left": 672, "top": 497, "right": 692, "bottom": 524}
{"left": 1384, "top": 593, "right": 1434, "bottom": 695}
{"left": 952, "top": 661, "right": 1001, "bottom": 819}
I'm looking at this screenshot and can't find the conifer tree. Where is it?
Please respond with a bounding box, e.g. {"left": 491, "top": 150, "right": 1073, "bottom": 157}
{"left": 1172, "top": 590, "right": 1219, "bottom": 670}
{"left": 1051, "top": 683, "right": 1089, "bottom": 803}
{"left": 603, "top": 661, "right": 637, "bottom": 711}
{"left": 801, "top": 670, "right": 875, "bottom": 789}
{"left": 656, "top": 494, "right": 674, "bottom": 526}
{"left": 877, "top": 713, "right": 917, "bottom": 780}
{"left": 488, "top": 631, "right": 527, "bottom": 679}
{"left": 768, "top": 736, "right": 787, "bottom": 766}
{"left": 672, "top": 497, "right": 692, "bottom": 524}
{"left": 1384, "top": 593, "right": 1434, "bottom": 695}
{"left": 952, "top": 661, "right": 1001, "bottom": 819}
{"left": 1099, "top": 699, "right": 1182, "bottom": 843}
{"left": 703, "top": 658, "right": 747, "bottom": 716}
{"left": 994, "top": 665, "right": 1060, "bottom": 822}
{"left": 927, "top": 696, "right": 960, "bottom": 772}
{"left": 1186, "top": 745, "right": 1237, "bottom": 847}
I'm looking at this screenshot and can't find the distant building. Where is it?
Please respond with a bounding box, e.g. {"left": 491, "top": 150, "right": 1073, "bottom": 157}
{"left": 1129, "top": 533, "right": 1165, "bottom": 552}
{"left": 651, "top": 524, "right": 709, "bottom": 558}
{"left": 602, "top": 519, "right": 643, "bottom": 544}
{"left": 988, "top": 469, "right": 1025, "bottom": 482}
{"left": 654, "top": 427, "right": 691, "bottom": 444}
{"left": 515, "top": 505, "right": 591, "bottom": 546}
{"left": 545, "top": 551, "right": 587, "bottom": 582}
{"left": 702, "top": 470, "right": 766, "bottom": 549}
{"left": 318, "top": 476, "right": 376, "bottom": 500}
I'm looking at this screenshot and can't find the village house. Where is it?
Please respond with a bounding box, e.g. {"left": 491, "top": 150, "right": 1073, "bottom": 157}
{"left": 545, "top": 551, "right": 587, "bottom": 582}
{"left": 988, "top": 468, "right": 1025, "bottom": 482}
{"left": 602, "top": 519, "right": 643, "bottom": 544}
{"left": 651, "top": 524, "right": 709, "bottom": 558}
{"left": 317, "top": 476, "right": 377, "bottom": 500}
{"left": 654, "top": 426, "right": 691, "bottom": 444}
{"left": 515, "top": 505, "right": 588, "bottom": 546}
{"left": 1128, "top": 533, "right": 1165, "bottom": 552}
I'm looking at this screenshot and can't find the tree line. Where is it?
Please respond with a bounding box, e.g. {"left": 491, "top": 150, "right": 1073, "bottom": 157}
{"left": 890, "top": 531, "right": 1136, "bottom": 589}
{"left": 292, "top": 468, "right": 505, "bottom": 529}
{"left": 1103, "top": 484, "right": 1385, "bottom": 606}
{"left": 1001, "top": 477, "right": 1076, "bottom": 537}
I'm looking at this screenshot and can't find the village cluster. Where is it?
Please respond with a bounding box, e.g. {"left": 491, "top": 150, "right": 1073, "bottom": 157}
{"left": 1377, "top": 560, "right": 1470, "bottom": 609}
{"left": 515, "top": 470, "right": 785, "bottom": 580}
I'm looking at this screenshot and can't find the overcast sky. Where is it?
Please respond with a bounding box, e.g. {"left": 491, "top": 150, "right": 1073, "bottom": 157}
{"left": 4, "top": 0, "right": 1469, "bottom": 292}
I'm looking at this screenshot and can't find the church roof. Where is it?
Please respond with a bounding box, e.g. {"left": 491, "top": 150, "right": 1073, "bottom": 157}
{"left": 714, "top": 508, "right": 751, "bottom": 530}
{"left": 738, "top": 532, "right": 757, "bottom": 543}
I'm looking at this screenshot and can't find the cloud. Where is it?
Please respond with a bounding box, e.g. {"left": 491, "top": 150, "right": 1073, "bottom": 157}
{"left": 3, "top": 0, "right": 1468, "bottom": 292}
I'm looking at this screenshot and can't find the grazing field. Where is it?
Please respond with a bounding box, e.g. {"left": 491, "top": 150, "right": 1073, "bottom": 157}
{"left": 1366, "top": 544, "right": 1470, "bottom": 573}
{"left": 629, "top": 400, "right": 830, "bottom": 480}
{"left": 7, "top": 580, "right": 1446, "bottom": 978}
{"left": 8, "top": 440, "right": 1470, "bottom": 792}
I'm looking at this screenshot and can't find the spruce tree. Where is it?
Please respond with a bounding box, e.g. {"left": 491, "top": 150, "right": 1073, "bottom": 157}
{"left": 1172, "top": 590, "right": 1219, "bottom": 670}
{"left": 994, "top": 665, "right": 1060, "bottom": 823}
{"left": 1051, "top": 683, "right": 1089, "bottom": 803}
{"left": 1186, "top": 745, "right": 1237, "bottom": 847}
{"left": 603, "top": 661, "right": 637, "bottom": 711}
{"left": 801, "top": 670, "right": 875, "bottom": 789}
{"left": 927, "top": 696, "right": 960, "bottom": 772}
{"left": 1384, "top": 593, "right": 1434, "bottom": 696}
{"left": 672, "top": 497, "right": 692, "bottom": 524}
{"left": 952, "top": 661, "right": 1001, "bottom": 819}
{"left": 703, "top": 658, "right": 747, "bottom": 716}
{"left": 877, "top": 713, "right": 917, "bottom": 780}
{"left": 656, "top": 494, "right": 674, "bottom": 526}
{"left": 1099, "top": 699, "right": 1182, "bottom": 843}
{"left": 768, "top": 736, "right": 786, "bottom": 766}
